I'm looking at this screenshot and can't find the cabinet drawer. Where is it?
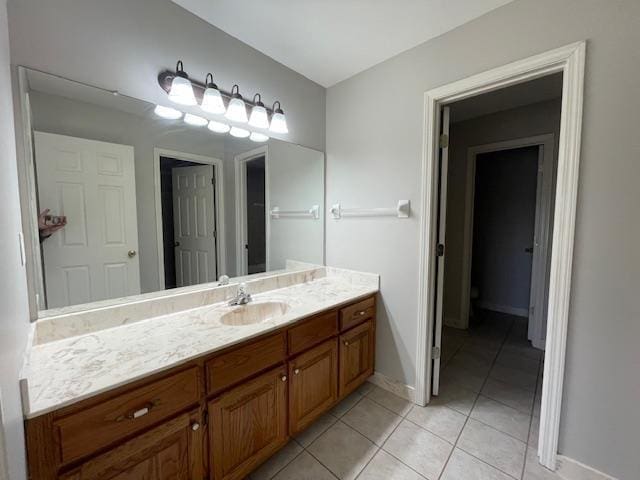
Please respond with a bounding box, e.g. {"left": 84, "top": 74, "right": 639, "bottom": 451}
{"left": 55, "top": 367, "right": 200, "bottom": 464}
{"left": 340, "top": 296, "right": 375, "bottom": 331}
{"left": 206, "top": 332, "right": 286, "bottom": 395}
{"left": 288, "top": 310, "right": 338, "bottom": 356}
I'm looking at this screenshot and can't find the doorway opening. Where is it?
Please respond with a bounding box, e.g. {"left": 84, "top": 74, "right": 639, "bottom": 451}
{"left": 235, "top": 147, "right": 269, "bottom": 276}
{"left": 153, "top": 148, "right": 226, "bottom": 290}
{"left": 416, "top": 42, "right": 585, "bottom": 471}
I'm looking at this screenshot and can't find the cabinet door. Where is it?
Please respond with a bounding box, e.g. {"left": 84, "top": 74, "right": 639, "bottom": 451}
{"left": 289, "top": 339, "right": 338, "bottom": 435}
{"left": 60, "top": 410, "right": 203, "bottom": 480}
{"left": 339, "top": 320, "right": 375, "bottom": 398}
{"left": 208, "top": 366, "right": 288, "bottom": 480}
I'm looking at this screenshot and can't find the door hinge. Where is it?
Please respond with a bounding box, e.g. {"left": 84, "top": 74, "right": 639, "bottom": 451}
{"left": 211, "top": 177, "right": 215, "bottom": 185}
{"left": 439, "top": 134, "right": 449, "bottom": 148}
{"left": 213, "top": 230, "right": 217, "bottom": 239}
{"left": 431, "top": 347, "right": 441, "bottom": 359}
{"left": 436, "top": 243, "right": 445, "bottom": 257}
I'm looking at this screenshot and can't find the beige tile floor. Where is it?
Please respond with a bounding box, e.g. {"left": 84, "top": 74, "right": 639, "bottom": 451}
{"left": 249, "top": 311, "right": 562, "bottom": 480}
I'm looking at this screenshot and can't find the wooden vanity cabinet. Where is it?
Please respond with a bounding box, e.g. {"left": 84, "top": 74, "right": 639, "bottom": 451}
{"left": 339, "top": 320, "right": 375, "bottom": 397}
{"left": 59, "top": 409, "right": 204, "bottom": 480}
{"left": 289, "top": 339, "right": 338, "bottom": 434}
{"left": 25, "top": 294, "right": 376, "bottom": 480}
{"left": 208, "top": 366, "right": 288, "bottom": 480}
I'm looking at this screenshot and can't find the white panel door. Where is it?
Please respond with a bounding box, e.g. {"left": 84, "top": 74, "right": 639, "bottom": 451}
{"left": 432, "top": 106, "right": 450, "bottom": 397}
{"left": 34, "top": 132, "right": 140, "bottom": 308}
{"left": 172, "top": 165, "right": 217, "bottom": 287}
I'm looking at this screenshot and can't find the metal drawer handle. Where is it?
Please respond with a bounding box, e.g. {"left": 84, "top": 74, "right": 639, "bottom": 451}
{"left": 281, "top": 375, "right": 287, "bottom": 382}
{"left": 117, "top": 401, "right": 156, "bottom": 422}
{"left": 294, "top": 368, "right": 300, "bottom": 375}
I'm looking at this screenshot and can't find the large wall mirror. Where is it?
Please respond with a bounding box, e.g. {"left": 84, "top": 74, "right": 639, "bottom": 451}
{"left": 18, "top": 68, "right": 325, "bottom": 315}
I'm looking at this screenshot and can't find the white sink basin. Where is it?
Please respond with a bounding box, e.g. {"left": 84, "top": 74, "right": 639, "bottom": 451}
{"left": 219, "top": 301, "right": 290, "bottom": 326}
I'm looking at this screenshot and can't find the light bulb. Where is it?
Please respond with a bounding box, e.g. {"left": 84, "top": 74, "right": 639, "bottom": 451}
{"left": 225, "top": 85, "right": 248, "bottom": 123}
{"left": 208, "top": 121, "right": 230, "bottom": 133}
{"left": 184, "top": 113, "right": 208, "bottom": 126}
{"left": 249, "top": 132, "right": 269, "bottom": 142}
{"left": 201, "top": 73, "right": 226, "bottom": 114}
{"left": 229, "top": 126, "right": 250, "bottom": 138}
{"left": 168, "top": 61, "right": 197, "bottom": 106}
{"left": 154, "top": 105, "right": 182, "bottom": 119}
{"left": 269, "top": 101, "right": 288, "bottom": 134}
{"left": 248, "top": 94, "right": 269, "bottom": 129}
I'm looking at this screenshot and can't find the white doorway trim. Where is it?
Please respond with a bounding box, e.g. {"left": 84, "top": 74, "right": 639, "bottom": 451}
{"left": 460, "top": 134, "right": 555, "bottom": 345}
{"left": 153, "top": 148, "right": 226, "bottom": 289}
{"left": 234, "top": 146, "right": 270, "bottom": 276}
{"left": 415, "top": 41, "right": 585, "bottom": 471}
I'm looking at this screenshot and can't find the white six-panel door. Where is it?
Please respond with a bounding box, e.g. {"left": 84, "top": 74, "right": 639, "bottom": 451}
{"left": 172, "top": 165, "right": 217, "bottom": 287}
{"left": 34, "top": 132, "right": 140, "bottom": 308}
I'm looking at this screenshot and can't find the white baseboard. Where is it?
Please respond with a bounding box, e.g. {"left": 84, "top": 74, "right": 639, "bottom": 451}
{"left": 367, "top": 371, "right": 415, "bottom": 403}
{"left": 556, "top": 455, "right": 618, "bottom": 480}
{"left": 478, "top": 301, "right": 528, "bottom": 318}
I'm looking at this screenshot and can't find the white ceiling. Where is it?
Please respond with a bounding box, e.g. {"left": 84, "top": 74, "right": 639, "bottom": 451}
{"left": 172, "top": 0, "right": 515, "bottom": 87}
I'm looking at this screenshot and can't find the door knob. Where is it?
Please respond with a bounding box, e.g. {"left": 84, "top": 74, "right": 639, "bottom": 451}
{"left": 128, "top": 250, "right": 137, "bottom": 258}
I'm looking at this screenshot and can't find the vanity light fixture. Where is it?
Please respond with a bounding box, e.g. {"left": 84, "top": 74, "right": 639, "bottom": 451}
{"left": 229, "top": 126, "right": 250, "bottom": 138}
{"left": 154, "top": 104, "right": 183, "bottom": 119}
{"left": 168, "top": 61, "right": 197, "bottom": 106}
{"left": 249, "top": 132, "right": 269, "bottom": 143}
{"left": 225, "top": 85, "right": 248, "bottom": 123}
{"left": 269, "top": 101, "right": 288, "bottom": 134}
{"left": 248, "top": 94, "right": 269, "bottom": 129}
{"left": 200, "top": 73, "right": 226, "bottom": 114}
{"left": 208, "top": 120, "right": 231, "bottom": 133}
{"left": 183, "top": 113, "right": 208, "bottom": 127}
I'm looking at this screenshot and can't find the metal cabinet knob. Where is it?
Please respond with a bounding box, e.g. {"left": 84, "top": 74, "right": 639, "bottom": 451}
{"left": 191, "top": 422, "right": 200, "bottom": 431}
{"left": 281, "top": 375, "right": 287, "bottom": 382}
{"left": 294, "top": 369, "right": 300, "bottom": 375}
{"left": 128, "top": 250, "right": 137, "bottom": 258}
{"left": 358, "top": 311, "right": 366, "bottom": 316}
{"left": 344, "top": 341, "right": 350, "bottom": 346}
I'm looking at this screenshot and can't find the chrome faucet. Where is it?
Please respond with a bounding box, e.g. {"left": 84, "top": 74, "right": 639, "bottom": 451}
{"left": 228, "top": 282, "right": 252, "bottom": 306}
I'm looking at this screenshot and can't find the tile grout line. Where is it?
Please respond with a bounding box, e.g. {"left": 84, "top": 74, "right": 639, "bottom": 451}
{"left": 520, "top": 351, "right": 545, "bottom": 479}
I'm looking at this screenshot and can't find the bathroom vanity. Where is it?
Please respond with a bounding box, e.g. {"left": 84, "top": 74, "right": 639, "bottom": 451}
{"left": 22, "top": 267, "right": 378, "bottom": 479}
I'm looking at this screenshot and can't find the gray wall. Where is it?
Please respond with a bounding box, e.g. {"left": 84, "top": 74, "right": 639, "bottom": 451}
{"left": 0, "top": 0, "right": 29, "bottom": 477}
{"left": 326, "top": 0, "right": 640, "bottom": 478}
{"left": 444, "top": 100, "right": 561, "bottom": 327}
{"left": 472, "top": 146, "right": 538, "bottom": 314}
{"left": 7, "top": 0, "right": 325, "bottom": 152}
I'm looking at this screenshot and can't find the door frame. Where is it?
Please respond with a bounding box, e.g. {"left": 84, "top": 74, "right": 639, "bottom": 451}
{"left": 153, "top": 148, "right": 226, "bottom": 289}
{"left": 234, "top": 146, "right": 270, "bottom": 276}
{"left": 460, "top": 134, "right": 555, "bottom": 344}
{"left": 415, "top": 41, "right": 585, "bottom": 471}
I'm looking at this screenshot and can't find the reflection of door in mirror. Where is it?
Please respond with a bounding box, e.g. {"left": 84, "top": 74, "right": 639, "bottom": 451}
{"left": 245, "top": 157, "right": 266, "bottom": 275}
{"left": 34, "top": 132, "right": 140, "bottom": 308}
{"left": 160, "top": 157, "right": 218, "bottom": 289}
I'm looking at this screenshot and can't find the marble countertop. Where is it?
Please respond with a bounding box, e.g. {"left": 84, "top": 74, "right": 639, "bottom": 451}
{"left": 21, "top": 272, "right": 378, "bottom": 418}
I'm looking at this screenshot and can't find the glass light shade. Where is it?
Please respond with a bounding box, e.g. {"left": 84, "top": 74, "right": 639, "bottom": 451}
{"left": 184, "top": 113, "right": 208, "bottom": 126}
{"left": 154, "top": 105, "right": 182, "bottom": 119}
{"left": 208, "top": 120, "right": 230, "bottom": 133}
{"left": 168, "top": 76, "right": 197, "bottom": 106}
{"left": 229, "top": 126, "right": 250, "bottom": 138}
{"left": 249, "top": 132, "right": 269, "bottom": 143}
{"left": 201, "top": 87, "right": 226, "bottom": 114}
{"left": 269, "top": 111, "right": 288, "bottom": 134}
{"left": 248, "top": 105, "right": 269, "bottom": 129}
{"left": 225, "top": 97, "right": 248, "bottom": 123}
